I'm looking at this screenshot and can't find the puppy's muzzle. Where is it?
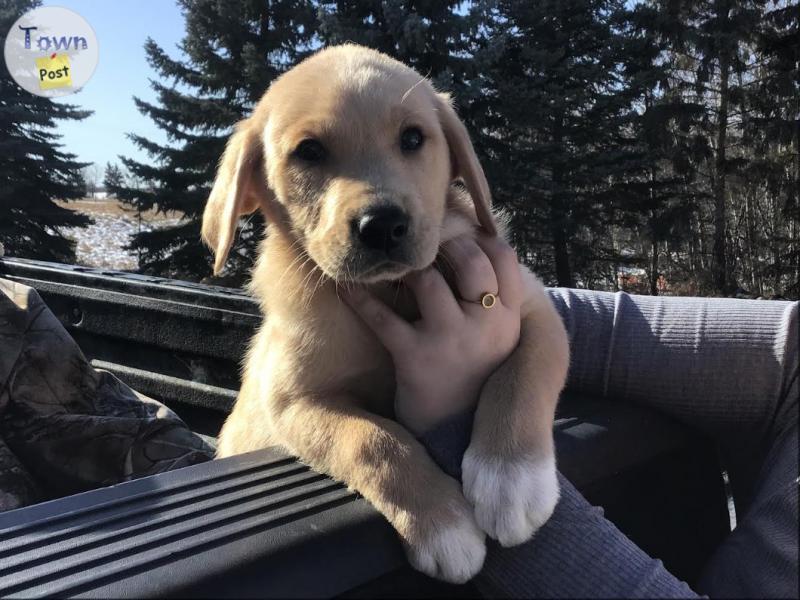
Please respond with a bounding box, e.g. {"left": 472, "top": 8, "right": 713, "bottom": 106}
{"left": 352, "top": 205, "right": 410, "bottom": 256}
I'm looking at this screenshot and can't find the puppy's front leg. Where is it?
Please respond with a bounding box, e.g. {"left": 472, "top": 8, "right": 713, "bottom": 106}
{"left": 463, "top": 274, "right": 569, "bottom": 547}
{"left": 272, "top": 395, "right": 486, "bottom": 583}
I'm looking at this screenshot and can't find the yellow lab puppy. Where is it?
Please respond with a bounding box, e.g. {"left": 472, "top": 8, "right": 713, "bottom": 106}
{"left": 202, "top": 44, "right": 570, "bottom": 583}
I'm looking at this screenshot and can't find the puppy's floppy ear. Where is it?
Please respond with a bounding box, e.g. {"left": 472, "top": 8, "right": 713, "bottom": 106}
{"left": 202, "top": 118, "right": 273, "bottom": 274}
{"left": 435, "top": 92, "right": 496, "bottom": 236}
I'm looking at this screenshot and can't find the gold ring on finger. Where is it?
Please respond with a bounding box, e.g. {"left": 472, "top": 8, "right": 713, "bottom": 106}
{"left": 467, "top": 292, "right": 498, "bottom": 309}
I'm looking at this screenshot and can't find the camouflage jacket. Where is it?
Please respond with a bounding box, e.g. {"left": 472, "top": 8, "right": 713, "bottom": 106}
{"left": 0, "top": 278, "right": 215, "bottom": 512}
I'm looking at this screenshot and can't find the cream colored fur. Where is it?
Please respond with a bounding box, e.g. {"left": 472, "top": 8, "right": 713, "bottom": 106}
{"left": 203, "top": 44, "right": 570, "bottom": 584}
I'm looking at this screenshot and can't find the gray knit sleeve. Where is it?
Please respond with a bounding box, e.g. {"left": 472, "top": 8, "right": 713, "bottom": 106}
{"left": 545, "top": 289, "right": 798, "bottom": 444}
{"left": 419, "top": 418, "right": 702, "bottom": 598}
{"left": 416, "top": 289, "right": 799, "bottom": 598}
{"left": 477, "top": 473, "right": 702, "bottom": 598}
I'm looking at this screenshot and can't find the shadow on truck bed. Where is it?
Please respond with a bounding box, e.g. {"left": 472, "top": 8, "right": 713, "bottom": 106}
{"left": 0, "top": 257, "right": 731, "bottom": 598}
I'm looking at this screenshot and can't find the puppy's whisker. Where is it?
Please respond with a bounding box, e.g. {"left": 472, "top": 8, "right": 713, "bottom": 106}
{"left": 309, "top": 268, "right": 325, "bottom": 297}
{"left": 401, "top": 73, "right": 430, "bottom": 104}
{"left": 276, "top": 253, "right": 313, "bottom": 294}
{"left": 306, "top": 270, "right": 327, "bottom": 310}
{"left": 392, "top": 277, "right": 404, "bottom": 306}
{"left": 276, "top": 248, "right": 310, "bottom": 289}
{"left": 298, "top": 260, "right": 325, "bottom": 307}
{"left": 298, "top": 260, "right": 318, "bottom": 293}
{"left": 286, "top": 255, "right": 315, "bottom": 298}
{"left": 341, "top": 265, "right": 354, "bottom": 294}
{"left": 307, "top": 270, "right": 327, "bottom": 309}
{"left": 346, "top": 262, "right": 354, "bottom": 286}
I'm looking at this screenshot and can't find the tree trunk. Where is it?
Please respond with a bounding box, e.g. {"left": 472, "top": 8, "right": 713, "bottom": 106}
{"left": 650, "top": 236, "right": 659, "bottom": 296}
{"left": 550, "top": 117, "right": 574, "bottom": 287}
{"left": 712, "top": 65, "right": 730, "bottom": 292}
{"left": 794, "top": 66, "right": 800, "bottom": 296}
{"left": 712, "top": 0, "right": 732, "bottom": 295}
{"left": 698, "top": 210, "right": 709, "bottom": 273}
{"left": 551, "top": 218, "right": 574, "bottom": 287}
{"left": 688, "top": 205, "right": 699, "bottom": 277}
{"left": 744, "top": 191, "right": 760, "bottom": 295}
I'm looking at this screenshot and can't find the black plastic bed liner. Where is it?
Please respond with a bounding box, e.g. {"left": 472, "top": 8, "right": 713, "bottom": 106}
{"left": 0, "top": 258, "right": 731, "bottom": 598}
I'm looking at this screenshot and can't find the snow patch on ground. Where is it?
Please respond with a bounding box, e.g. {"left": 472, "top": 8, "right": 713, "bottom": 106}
{"left": 60, "top": 203, "right": 180, "bottom": 270}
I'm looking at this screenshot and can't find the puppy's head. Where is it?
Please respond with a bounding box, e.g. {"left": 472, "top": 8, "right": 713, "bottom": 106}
{"left": 203, "top": 44, "right": 494, "bottom": 283}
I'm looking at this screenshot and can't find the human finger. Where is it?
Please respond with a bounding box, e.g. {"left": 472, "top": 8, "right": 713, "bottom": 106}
{"left": 473, "top": 233, "right": 523, "bottom": 310}
{"left": 441, "top": 236, "right": 499, "bottom": 308}
{"left": 404, "top": 267, "right": 462, "bottom": 327}
{"left": 342, "top": 286, "right": 415, "bottom": 355}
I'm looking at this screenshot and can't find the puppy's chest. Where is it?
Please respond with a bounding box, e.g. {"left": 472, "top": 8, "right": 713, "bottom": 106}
{"left": 337, "top": 285, "right": 420, "bottom": 415}
{"left": 256, "top": 267, "right": 456, "bottom": 418}
{"left": 262, "top": 298, "right": 403, "bottom": 417}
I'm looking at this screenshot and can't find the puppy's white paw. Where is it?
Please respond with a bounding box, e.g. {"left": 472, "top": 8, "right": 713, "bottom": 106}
{"left": 404, "top": 514, "right": 486, "bottom": 584}
{"left": 462, "top": 449, "right": 559, "bottom": 547}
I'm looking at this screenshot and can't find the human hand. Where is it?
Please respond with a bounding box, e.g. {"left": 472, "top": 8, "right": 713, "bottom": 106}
{"left": 344, "top": 233, "right": 523, "bottom": 436}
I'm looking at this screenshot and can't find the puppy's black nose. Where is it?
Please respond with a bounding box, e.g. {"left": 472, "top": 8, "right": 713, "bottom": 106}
{"left": 355, "top": 206, "right": 409, "bottom": 252}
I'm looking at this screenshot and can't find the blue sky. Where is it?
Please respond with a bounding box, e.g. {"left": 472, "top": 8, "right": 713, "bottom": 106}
{"left": 45, "top": 0, "right": 186, "bottom": 173}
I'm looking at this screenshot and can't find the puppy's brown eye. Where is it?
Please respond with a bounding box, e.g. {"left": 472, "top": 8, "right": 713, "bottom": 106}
{"left": 293, "top": 139, "right": 326, "bottom": 162}
{"left": 400, "top": 127, "right": 424, "bottom": 153}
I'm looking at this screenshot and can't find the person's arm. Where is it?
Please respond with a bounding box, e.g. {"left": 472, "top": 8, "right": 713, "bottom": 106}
{"left": 346, "top": 236, "right": 701, "bottom": 597}
{"left": 542, "top": 289, "right": 797, "bottom": 599}
{"left": 545, "top": 289, "right": 798, "bottom": 513}
{"left": 421, "top": 289, "right": 798, "bottom": 599}
{"left": 420, "top": 413, "right": 701, "bottom": 598}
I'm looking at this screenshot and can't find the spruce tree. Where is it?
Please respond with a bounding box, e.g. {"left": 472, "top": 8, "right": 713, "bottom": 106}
{"left": 661, "top": 0, "right": 768, "bottom": 294}
{"left": 316, "top": 0, "right": 485, "bottom": 147}
{"left": 0, "top": 0, "right": 91, "bottom": 263}
{"left": 316, "top": 0, "right": 478, "bottom": 95}
{"left": 741, "top": 1, "right": 799, "bottom": 296}
{"left": 476, "top": 0, "right": 639, "bottom": 288}
{"left": 618, "top": 2, "right": 712, "bottom": 295}
{"left": 118, "top": 0, "right": 317, "bottom": 281}
{"left": 103, "top": 163, "right": 125, "bottom": 195}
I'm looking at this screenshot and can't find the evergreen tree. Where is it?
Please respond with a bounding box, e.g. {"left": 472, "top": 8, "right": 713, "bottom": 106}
{"left": 476, "top": 0, "right": 639, "bottom": 288}
{"left": 107, "top": 0, "right": 797, "bottom": 298}
{"left": 103, "top": 162, "right": 125, "bottom": 196}
{"left": 662, "top": 0, "right": 768, "bottom": 294}
{"left": 0, "top": 0, "right": 91, "bottom": 263}
{"left": 117, "top": 0, "right": 317, "bottom": 281}
{"left": 739, "top": 0, "right": 799, "bottom": 296}
{"left": 316, "top": 0, "right": 478, "bottom": 98}
{"left": 618, "top": 2, "right": 711, "bottom": 295}
{"left": 316, "top": 0, "right": 490, "bottom": 175}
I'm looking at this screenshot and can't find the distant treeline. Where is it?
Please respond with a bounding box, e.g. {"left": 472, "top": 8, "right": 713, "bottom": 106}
{"left": 4, "top": 0, "right": 798, "bottom": 298}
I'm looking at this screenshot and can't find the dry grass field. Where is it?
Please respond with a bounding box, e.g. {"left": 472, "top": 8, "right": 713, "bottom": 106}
{"left": 55, "top": 198, "right": 181, "bottom": 271}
